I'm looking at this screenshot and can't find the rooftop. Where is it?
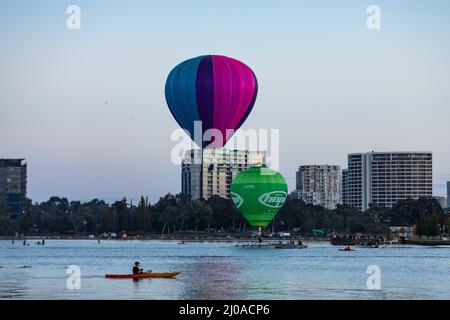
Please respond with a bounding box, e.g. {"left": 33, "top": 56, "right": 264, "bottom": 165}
{"left": 0, "top": 159, "right": 26, "bottom": 167}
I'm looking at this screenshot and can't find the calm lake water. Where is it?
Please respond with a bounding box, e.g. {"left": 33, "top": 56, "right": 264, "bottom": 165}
{"left": 0, "top": 240, "right": 449, "bottom": 300}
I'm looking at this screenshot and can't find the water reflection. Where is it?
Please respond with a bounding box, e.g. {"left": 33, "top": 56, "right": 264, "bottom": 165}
{"left": 182, "top": 257, "right": 244, "bottom": 299}
{"left": 0, "top": 240, "right": 449, "bottom": 299}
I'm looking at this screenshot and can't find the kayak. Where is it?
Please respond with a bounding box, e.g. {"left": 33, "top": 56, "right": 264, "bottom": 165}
{"left": 338, "top": 249, "right": 355, "bottom": 252}
{"left": 105, "top": 272, "right": 180, "bottom": 279}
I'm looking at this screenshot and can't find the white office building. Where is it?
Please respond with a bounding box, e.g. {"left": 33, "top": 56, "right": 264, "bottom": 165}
{"left": 296, "top": 165, "right": 342, "bottom": 210}
{"left": 343, "top": 152, "right": 433, "bottom": 211}
{"left": 182, "top": 149, "right": 266, "bottom": 200}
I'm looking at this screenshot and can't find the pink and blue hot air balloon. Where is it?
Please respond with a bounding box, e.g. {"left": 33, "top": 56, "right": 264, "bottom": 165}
{"left": 165, "top": 55, "right": 258, "bottom": 149}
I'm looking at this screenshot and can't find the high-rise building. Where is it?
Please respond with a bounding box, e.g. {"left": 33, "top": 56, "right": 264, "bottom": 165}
{"left": 296, "top": 165, "right": 342, "bottom": 210}
{"left": 341, "top": 169, "right": 348, "bottom": 205}
{"left": 182, "top": 149, "right": 266, "bottom": 200}
{"left": 0, "top": 159, "right": 27, "bottom": 215}
{"left": 343, "top": 152, "right": 432, "bottom": 211}
{"left": 447, "top": 181, "right": 450, "bottom": 208}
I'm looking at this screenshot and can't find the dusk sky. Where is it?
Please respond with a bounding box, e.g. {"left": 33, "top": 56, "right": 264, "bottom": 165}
{"left": 1, "top": 0, "right": 449, "bottom": 203}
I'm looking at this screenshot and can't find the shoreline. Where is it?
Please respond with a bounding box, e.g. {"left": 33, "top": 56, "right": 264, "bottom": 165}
{"left": 0, "top": 236, "right": 330, "bottom": 243}
{"left": 2, "top": 237, "right": 450, "bottom": 246}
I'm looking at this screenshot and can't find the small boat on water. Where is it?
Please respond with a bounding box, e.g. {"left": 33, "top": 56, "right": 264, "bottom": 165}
{"left": 339, "top": 247, "right": 355, "bottom": 252}
{"left": 236, "top": 241, "right": 308, "bottom": 249}
{"left": 235, "top": 243, "right": 273, "bottom": 248}
{"left": 274, "top": 242, "right": 308, "bottom": 249}
{"left": 105, "top": 272, "right": 180, "bottom": 279}
{"left": 273, "top": 244, "right": 308, "bottom": 249}
{"left": 273, "top": 239, "right": 308, "bottom": 249}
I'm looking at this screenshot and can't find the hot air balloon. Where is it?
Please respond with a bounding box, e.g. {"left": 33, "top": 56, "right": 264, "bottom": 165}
{"left": 165, "top": 55, "right": 258, "bottom": 149}
{"left": 231, "top": 166, "right": 288, "bottom": 230}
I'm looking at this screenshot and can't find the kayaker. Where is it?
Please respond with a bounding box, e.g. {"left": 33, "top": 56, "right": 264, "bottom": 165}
{"left": 133, "top": 261, "right": 144, "bottom": 274}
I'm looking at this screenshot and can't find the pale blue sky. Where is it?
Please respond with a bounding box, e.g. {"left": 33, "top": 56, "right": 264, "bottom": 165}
{"left": 1, "top": 0, "right": 450, "bottom": 202}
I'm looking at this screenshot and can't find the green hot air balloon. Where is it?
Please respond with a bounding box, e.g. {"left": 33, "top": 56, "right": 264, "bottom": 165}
{"left": 231, "top": 166, "right": 288, "bottom": 228}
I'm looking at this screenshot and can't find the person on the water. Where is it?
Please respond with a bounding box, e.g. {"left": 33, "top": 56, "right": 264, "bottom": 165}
{"left": 133, "top": 261, "right": 144, "bottom": 274}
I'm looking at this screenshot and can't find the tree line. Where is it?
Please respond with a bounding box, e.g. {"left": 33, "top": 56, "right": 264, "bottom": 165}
{"left": 0, "top": 195, "right": 448, "bottom": 238}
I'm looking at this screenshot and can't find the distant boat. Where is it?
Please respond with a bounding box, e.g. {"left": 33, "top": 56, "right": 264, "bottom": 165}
{"left": 274, "top": 244, "right": 308, "bottom": 249}
{"left": 235, "top": 243, "right": 273, "bottom": 248}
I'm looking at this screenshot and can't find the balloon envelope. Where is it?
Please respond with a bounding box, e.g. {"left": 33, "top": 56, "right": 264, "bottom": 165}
{"left": 230, "top": 166, "right": 288, "bottom": 228}
{"left": 165, "top": 55, "right": 258, "bottom": 149}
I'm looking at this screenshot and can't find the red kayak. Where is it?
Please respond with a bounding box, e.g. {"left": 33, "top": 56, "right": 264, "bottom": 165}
{"left": 339, "top": 248, "right": 355, "bottom": 252}
{"left": 105, "top": 272, "right": 180, "bottom": 279}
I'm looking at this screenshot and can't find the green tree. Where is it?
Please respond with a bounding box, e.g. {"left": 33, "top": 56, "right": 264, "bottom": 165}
{"left": 0, "top": 216, "right": 19, "bottom": 236}
{"left": 136, "top": 196, "right": 151, "bottom": 232}
{"left": 191, "top": 200, "right": 212, "bottom": 231}
{"left": 159, "top": 205, "right": 177, "bottom": 235}
{"left": 0, "top": 200, "right": 9, "bottom": 217}
{"left": 112, "top": 198, "right": 130, "bottom": 232}
{"left": 445, "top": 216, "right": 450, "bottom": 235}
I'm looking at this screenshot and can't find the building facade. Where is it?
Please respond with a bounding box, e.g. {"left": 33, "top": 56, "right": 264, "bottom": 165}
{"left": 296, "top": 165, "right": 342, "bottom": 210}
{"left": 447, "top": 181, "right": 450, "bottom": 208}
{"left": 341, "top": 169, "right": 348, "bottom": 206}
{"left": 0, "top": 159, "right": 27, "bottom": 215}
{"left": 343, "top": 152, "right": 433, "bottom": 211}
{"left": 182, "top": 149, "right": 266, "bottom": 200}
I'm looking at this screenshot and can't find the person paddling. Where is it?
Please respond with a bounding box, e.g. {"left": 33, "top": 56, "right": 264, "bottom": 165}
{"left": 133, "top": 261, "right": 144, "bottom": 274}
